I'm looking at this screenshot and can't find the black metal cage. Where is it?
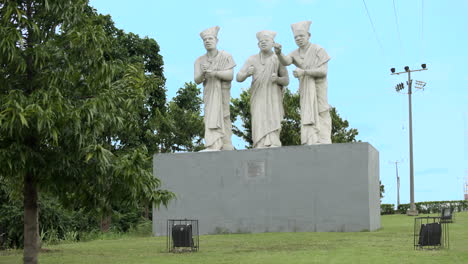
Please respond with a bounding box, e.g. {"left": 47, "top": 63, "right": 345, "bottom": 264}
{"left": 414, "top": 216, "right": 449, "bottom": 250}
{"left": 440, "top": 207, "right": 455, "bottom": 223}
{"left": 167, "top": 219, "right": 199, "bottom": 253}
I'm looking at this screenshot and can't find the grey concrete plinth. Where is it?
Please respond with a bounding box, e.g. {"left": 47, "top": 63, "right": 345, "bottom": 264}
{"left": 406, "top": 209, "right": 419, "bottom": 216}
{"left": 152, "top": 143, "right": 380, "bottom": 236}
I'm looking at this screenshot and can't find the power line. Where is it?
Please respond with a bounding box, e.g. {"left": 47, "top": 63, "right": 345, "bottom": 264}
{"left": 391, "top": 160, "right": 402, "bottom": 208}
{"left": 420, "top": 0, "right": 425, "bottom": 61}
{"left": 392, "top": 0, "right": 403, "bottom": 57}
{"left": 362, "top": 0, "right": 384, "bottom": 52}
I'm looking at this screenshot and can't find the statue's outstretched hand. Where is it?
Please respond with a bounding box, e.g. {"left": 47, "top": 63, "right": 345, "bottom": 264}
{"left": 273, "top": 43, "right": 282, "bottom": 55}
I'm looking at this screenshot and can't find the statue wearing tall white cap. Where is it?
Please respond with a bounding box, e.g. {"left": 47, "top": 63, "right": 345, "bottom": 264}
{"left": 195, "top": 26, "right": 236, "bottom": 151}
{"left": 237, "top": 30, "right": 289, "bottom": 148}
{"left": 274, "top": 21, "right": 332, "bottom": 145}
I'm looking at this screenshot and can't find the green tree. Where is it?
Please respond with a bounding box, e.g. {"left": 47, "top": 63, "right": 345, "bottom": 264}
{"left": 0, "top": 1, "right": 172, "bottom": 263}
{"left": 231, "top": 88, "right": 359, "bottom": 148}
{"left": 230, "top": 88, "right": 253, "bottom": 147}
{"left": 330, "top": 107, "right": 359, "bottom": 143}
{"left": 280, "top": 88, "right": 302, "bottom": 146}
{"left": 94, "top": 10, "right": 167, "bottom": 155}
{"left": 165, "top": 82, "right": 204, "bottom": 152}
{"left": 380, "top": 181, "right": 385, "bottom": 199}
{"left": 80, "top": 7, "right": 169, "bottom": 227}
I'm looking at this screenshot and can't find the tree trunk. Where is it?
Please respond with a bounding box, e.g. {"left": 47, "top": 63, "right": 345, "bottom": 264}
{"left": 23, "top": 173, "right": 39, "bottom": 264}
{"left": 144, "top": 205, "right": 149, "bottom": 220}
{"left": 100, "top": 215, "right": 112, "bottom": 232}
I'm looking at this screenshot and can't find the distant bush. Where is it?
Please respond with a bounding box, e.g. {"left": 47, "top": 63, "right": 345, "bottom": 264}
{"left": 380, "top": 204, "right": 395, "bottom": 215}
{"left": 396, "top": 200, "right": 468, "bottom": 214}
{"left": 380, "top": 200, "right": 468, "bottom": 215}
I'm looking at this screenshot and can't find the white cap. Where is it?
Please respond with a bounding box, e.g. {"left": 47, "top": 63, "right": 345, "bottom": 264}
{"left": 200, "top": 26, "right": 220, "bottom": 39}
{"left": 256, "top": 30, "right": 277, "bottom": 41}
{"left": 291, "top": 21, "right": 312, "bottom": 36}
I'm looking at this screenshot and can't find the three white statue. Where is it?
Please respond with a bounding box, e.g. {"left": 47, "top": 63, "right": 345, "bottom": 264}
{"left": 195, "top": 21, "right": 331, "bottom": 150}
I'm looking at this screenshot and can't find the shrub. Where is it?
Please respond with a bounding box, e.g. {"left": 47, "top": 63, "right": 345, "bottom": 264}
{"left": 380, "top": 204, "right": 395, "bottom": 215}
{"left": 0, "top": 188, "right": 148, "bottom": 249}
{"left": 0, "top": 191, "right": 100, "bottom": 249}
{"left": 0, "top": 203, "right": 23, "bottom": 249}
{"left": 397, "top": 200, "right": 468, "bottom": 214}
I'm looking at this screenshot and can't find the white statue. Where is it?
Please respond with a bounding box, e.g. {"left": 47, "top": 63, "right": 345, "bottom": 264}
{"left": 274, "top": 21, "right": 332, "bottom": 145}
{"left": 237, "top": 30, "right": 289, "bottom": 148}
{"left": 194, "top": 26, "right": 236, "bottom": 151}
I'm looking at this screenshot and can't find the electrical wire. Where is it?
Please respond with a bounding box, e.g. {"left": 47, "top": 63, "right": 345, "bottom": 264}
{"left": 362, "top": 0, "right": 384, "bottom": 53}
{"left": 392, "top": 0, "right": 403, "bottom": 57}
{"left": 420, "top": 0, "right": 425, "bottom": 61}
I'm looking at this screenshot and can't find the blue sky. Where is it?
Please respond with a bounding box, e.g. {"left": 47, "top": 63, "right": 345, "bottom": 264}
{"left": 89, "top": 0, "right": 468, "bottom": 205}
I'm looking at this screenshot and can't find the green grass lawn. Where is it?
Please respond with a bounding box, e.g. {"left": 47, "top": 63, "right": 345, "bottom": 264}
{"left": 1, "top": 212, "right": 467, "bottom": 264}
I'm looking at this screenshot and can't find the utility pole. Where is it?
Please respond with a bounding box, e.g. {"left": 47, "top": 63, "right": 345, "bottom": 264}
{"left": 464, "top": 174, "right": 468, "bottom": 201}
{"left": 393, "top": 161, "right": 401, "bottom": 208}
{"left": 390, "top": 64, "right": 427, "bottom": 216}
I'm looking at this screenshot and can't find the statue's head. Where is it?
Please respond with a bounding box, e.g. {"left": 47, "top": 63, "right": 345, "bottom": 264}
{"left": 291, "top": 21, "right": 311, "bottom": 48}
{"left": 200, "top": 26, "right": 220, "bottom": 51}
{"left": 256, "top": 30, "right": 276, "bottom": 52}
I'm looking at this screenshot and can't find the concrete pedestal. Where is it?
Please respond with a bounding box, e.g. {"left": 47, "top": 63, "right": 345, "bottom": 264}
{"left": 153, "top": 143, "right": 380, "bottom": 235}
{"left": 406, "top": 209, "right": 419, "bottom": 216}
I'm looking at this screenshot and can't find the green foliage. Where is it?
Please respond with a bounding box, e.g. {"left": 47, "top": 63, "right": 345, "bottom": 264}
{"left": 164, "top": 82, "right": 204, "bottom": 152}
{"left": 381, "top": 200, "right": 468, "bottom": 215}
{"left": 396, "top": 200, "right": 468, "bottom": 214}
{"left": 0, "top": 190, "right": 100, "bottom": 249}
{"left": 126, "top": 220, "right": 153, "bottom": 237}
{"left": 380, "top": 204, "right": 395, "bottom": 215}
{"left": 380, "top": 181, "right": 385, "bottom": 199}
{"left": 0, "top": 0, "right": 169, "bottom": 207}
{"left": 280, "top": 88, "right": 301, "bottom": 146}
{"left": 90, "top": 9, "right": 167, "bottom": 155}
{"left": 230, "top": 89, "right": 253, "bottom": 147}
{"left": 0, "top": 189, "right": 155, "bottom": 249}
{"left": 230, "top": 88, "right": 359, "bottom": 148}
{"left": 0, "top": 1, "right": 174, "bottom": 260}
{"left": 330, "top": 107, "right": 359, "bottom": 143}
{"left": 0, "top": 193, "right": 23, "bottom": 249}
{"left": 172, "top": 82, "right": 203, "bottom": 113}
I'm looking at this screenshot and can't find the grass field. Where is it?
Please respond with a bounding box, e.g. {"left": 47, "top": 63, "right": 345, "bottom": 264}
{"left": 1, "top": 212, "right": 467, "bottom": 264}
